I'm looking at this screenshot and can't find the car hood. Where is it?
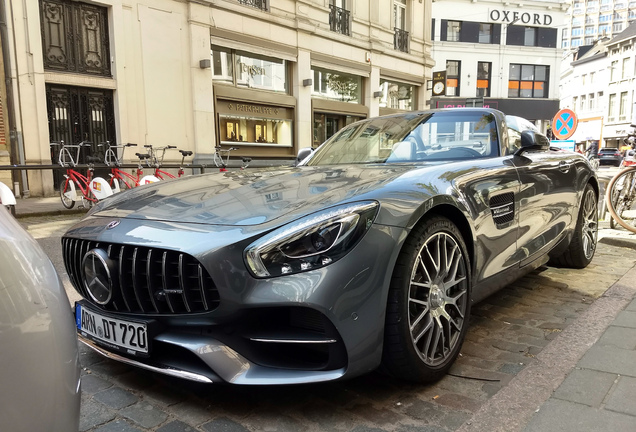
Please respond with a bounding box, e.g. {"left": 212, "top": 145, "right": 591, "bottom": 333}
{"left": 90, "top": 165, "right": 423, "bottom": 226}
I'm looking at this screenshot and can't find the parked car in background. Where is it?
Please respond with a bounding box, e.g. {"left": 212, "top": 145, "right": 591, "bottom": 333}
{"left": 598, "top": 147, "right": 622, "bottom": 166}
{"left": 0, "top": 207, "right": 80, "bottom": 431}
{"left": 62, "top": 108, "right": 598, "bottom": 385}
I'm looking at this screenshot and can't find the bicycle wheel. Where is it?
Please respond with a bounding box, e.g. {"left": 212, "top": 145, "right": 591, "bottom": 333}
{"left": 606, "top": 168, "right": 636, "bottom": 233}
{"left": 60, "top": 179, "right": 75, "bottom": 209}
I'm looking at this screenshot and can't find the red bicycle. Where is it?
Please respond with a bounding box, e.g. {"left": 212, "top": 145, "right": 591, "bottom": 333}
{"left": 103, "top": 142, "right": 143, "bottom": 191}
{"left": 53, "top": 140, "right": 113, "bottom": 209}
{"left": 143, "top": 145, "right": 192, "bottom": 179}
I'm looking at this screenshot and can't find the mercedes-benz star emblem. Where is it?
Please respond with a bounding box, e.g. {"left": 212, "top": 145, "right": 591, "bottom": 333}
{"left": 82, "top": 249, "right": 113, "bottom": 305}
{"left": 106, "top": 220, "right": 120, "bottom": 230}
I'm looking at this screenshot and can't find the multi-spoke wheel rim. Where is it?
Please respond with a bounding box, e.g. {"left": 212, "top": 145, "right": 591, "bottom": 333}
{"left": 408, "top": 232, "right": 468, "bottom": 367}
{"left": 581, "top": 188, "right": 598, "bottom": 259}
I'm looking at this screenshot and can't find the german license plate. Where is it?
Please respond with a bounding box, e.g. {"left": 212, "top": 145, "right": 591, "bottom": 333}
{"left": 76, "top": 304, "right": 149, "bottom": 355}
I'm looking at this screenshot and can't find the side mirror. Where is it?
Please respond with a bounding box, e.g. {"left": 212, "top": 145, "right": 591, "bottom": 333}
{"left": 514, "top": 130, "right": 550, "bottom": 156}
{"left": 295, "top": 147, "right": 313, "bottom": 166}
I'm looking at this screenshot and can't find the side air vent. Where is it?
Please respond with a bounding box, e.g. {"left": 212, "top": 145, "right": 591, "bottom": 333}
{"left": 489, "top": 192, "right": 515, "bottom": 227}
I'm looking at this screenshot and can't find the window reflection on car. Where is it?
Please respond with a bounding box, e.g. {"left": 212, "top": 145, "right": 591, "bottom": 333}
{"left": 305, "top": 111, "right": 499, "bottom": 165}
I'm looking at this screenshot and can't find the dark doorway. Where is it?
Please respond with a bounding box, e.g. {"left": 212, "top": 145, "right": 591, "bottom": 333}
{"left": 313, "top": 112, "right": 363, "bottom": 148}
{"left": 46, "top": 84, "right": 116, "bottom": 188}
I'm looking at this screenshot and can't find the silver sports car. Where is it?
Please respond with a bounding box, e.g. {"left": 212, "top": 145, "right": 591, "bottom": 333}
{"left": 62, "top": 108, "right": 598, "bottom": 385}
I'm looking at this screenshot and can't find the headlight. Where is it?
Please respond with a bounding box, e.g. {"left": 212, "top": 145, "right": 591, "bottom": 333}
{"left": 245, "top": 201, "right": 379, "bottom": 278}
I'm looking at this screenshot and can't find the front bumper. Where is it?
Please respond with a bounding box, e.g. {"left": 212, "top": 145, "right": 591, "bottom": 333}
{"left": 65, "top": 217, "right": 407, "bottom": 384}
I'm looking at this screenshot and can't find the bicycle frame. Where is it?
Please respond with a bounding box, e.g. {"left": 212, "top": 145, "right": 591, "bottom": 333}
{"left": 56, "top": 140, "right": 113, "bottom": 203}
{"left": 212, "top": 146, "right": 250, "bottom": 171}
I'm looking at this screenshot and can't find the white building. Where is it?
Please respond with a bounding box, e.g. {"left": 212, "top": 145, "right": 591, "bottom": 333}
{"left": 559, "top": 22, "right": 635, "bottom": 148}
{"left": 604, "top": 23, "right": 636, "bottom": 146}
{"left": 559, "top": 41, "right": 608, "bottom": 145}
{"left": 562, "top": 0, "right": 636, "bottom": 49}
{"left": 0, "top": 0, "right": 433, "bottom": 197}
{"left": 430, "top": 0, "right": 568, "bottom": 130}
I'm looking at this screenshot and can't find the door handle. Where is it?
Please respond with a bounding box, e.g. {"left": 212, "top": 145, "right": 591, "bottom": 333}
{"left": 559, "top": 161, "right": 571, "bottom": 172}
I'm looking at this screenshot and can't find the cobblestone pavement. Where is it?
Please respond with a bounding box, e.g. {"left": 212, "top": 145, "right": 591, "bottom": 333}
{"left": 20, "top": 214, "right": 636, "bottom": 432}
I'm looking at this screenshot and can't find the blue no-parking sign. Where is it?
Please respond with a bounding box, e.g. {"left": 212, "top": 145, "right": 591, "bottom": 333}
{"left": 552, "top": 109, "right": 578, "bottom": 140}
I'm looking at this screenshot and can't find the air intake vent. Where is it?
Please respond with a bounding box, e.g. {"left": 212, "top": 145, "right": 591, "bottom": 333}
{"left": 489, "top": 192, "right": 515, "bottom": 226}
{"left": 62, "top": 238, "right": 220, "bottom": 315}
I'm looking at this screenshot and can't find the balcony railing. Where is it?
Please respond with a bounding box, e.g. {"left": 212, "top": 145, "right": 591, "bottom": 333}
{"left": 394, "top": 28, "right": 409, "bottom": 53}
{"left": 329, "top": 4, "right": 351, "bottom": 36}
{"left": 238, "top": 0, "right": 268, "bottom": 11}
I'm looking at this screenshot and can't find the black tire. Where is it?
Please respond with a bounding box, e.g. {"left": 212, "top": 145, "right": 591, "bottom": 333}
{"left": 60, "top": 180, "right": 75, "bottom": 209}
{"left": 550, "top": 184, "right": 598, "bottom": 268}
{"left": 382, "top": 216, "right": 471, "bottom": 383}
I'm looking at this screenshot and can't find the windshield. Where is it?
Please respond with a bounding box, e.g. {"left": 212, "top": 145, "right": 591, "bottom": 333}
{"left": 306, "top": 111, "right": 499, "bottom": 166}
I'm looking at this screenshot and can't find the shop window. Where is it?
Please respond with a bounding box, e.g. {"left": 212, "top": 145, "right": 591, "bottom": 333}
{"left": 447, "top": 21, "right": 461, "bottom": 42}
{"left": 311, "top": 67, "right": 361, "bottom": 103}
{"left": 619, "top": 92, "right": 628, "bottom": 120}
{"left": 479, "top": 24, "right": 493, "bottom": 43}
{"left": 378, "top": 79, "right": 414, "bottom": 110}
{"left": 508, "top": 64, "right": 548, "bottom": 98}
{"left": 508, "top": 26, "right": 556, "bottom": 47}
{"left": 211, "top": 47, "right": 288, "bottom": 94}
{"left": 446, "top": 60, "right": 460, "bottom": 96}
{"left": 217, "top": 101, "right": 293, "bottom": 147}
{"left": 608, "top": 93, "right": 616, "bottom": 120}
{"left": 476, "top": 62, "right": 491, "bottom": 97}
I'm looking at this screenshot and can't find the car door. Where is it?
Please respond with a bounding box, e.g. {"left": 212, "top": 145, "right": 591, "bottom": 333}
{"left": 507, "top": 121, "right": 579, "bottom": 267}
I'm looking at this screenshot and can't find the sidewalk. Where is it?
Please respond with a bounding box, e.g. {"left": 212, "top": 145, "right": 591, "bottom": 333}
{"left": 13, "top": 195, "right": 90, "bottom": 218}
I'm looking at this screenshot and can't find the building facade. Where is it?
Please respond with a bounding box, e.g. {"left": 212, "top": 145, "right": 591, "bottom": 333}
{"left": 562, "top": 0, "right": 636, "bottom": 49}
{"left": 559, "top": 41, "right": 608, "bottom": 146}
{"left": 430, "top": 0, "right": 567, "bottom": 130}
{"left": 603, "top": 23, "right": 636, "bottom": 146}
{"left": 1, "top": 0, "right": 433, "bottom": 197}
{"left": 559, "top": 23, "right": 635, "bottom": 148}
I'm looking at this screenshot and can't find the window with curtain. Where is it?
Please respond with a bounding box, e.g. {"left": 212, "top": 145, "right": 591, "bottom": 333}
{"left": 446, "top": 60, "right": 460, "bottom": 96}
{"left": 508, "top": 64, "right": 548, "bottom": 98}
{"left": 476, "top": 62, "right": 491, "bottom": 97}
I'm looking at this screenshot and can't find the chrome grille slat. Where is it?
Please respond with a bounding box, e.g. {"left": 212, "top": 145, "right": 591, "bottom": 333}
{"left": 161, "top": 251, "right": 175, "bottom": 313}
{"left": 62, "top": 238, "right": 220, "bottom": 315}
{"left": 198, "top": 264, "right": 209, "bottom": 311}
{"left": 131, "top": 247, "right": 146, "bottom": 313}
{"left": 117, "top": 246, "right": 131, "bottom": 311}
{"left": 178, "top": 254, "right": 191, "bottom": 313}
{"left": 72, "top": 239, "right": 83, "bottom": 296}
{"left": 146, "top": 249, "right": 159, "bottom": 313}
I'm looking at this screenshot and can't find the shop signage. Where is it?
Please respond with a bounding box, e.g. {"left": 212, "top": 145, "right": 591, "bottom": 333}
{"left": 228, "top": 103, "right": 280, "bottom": 116}
{"left": 432, "top": 71, "right": 446, "bottom": 96}
{"left": 238, "top": 62, "right": 266, "bottom": 77}
{"left": 489, "top": 10, "right": 553, "bottom": 26}
{"left": 435, "top": 100, "right": 499, "bottom": 109}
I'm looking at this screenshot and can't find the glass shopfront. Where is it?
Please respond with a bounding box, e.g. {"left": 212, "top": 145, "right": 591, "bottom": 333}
{"left": 311, "top": 66, "right": 362, "bottom": 103}
{"left": 378, "top": 78, "right": 415, "bottom": 111}
{"left": 310, "top": 66, "right": 367, "bottom": 148}
{"left": 313, "top": 113, "right": 363, "bottom": 148}
{"left": 212, "top": 46, "right": 288, "bottom": 93}
{"left": 217, "top": 100, "right": 293, "bottom": 147}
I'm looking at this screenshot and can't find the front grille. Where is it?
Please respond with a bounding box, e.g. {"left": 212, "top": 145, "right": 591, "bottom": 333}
{"left": 62, "top": 238, "right": 220, "bottom": 314}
